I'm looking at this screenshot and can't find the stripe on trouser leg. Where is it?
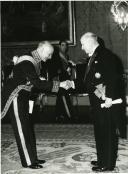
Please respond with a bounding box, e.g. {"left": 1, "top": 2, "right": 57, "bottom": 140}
{"left": 62, "top": 96, "right": 71, "bottom": 118}
{"left": 13, "top": 97, "right": 31, "bottom": 166}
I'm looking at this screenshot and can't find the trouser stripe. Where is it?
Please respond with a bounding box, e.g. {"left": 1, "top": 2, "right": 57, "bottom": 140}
{"left": 62, "top": 96, "right": 71, "bottom": 118}
{"left": 13, "top": 97, "right": 31, "bottom": 166}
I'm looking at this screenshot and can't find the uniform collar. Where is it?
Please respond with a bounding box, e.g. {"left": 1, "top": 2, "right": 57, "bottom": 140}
{"left": 31, "top": 50, "right": 42, "bottom": 64}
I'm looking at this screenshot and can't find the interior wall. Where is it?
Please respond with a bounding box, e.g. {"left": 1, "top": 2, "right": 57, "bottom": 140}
{"left": 69, "top": 1, "right": 127, "bottom": 70}
{"left": 2, "top": 1, "right": 128, "bottom": 70}
{"left": 1, "top": 1, "right": 128, "bottom": 122}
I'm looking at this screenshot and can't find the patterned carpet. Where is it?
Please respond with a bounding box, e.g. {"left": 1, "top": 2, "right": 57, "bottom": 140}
{"left": 1, "top": 124, "right": 128, "bottom": 174}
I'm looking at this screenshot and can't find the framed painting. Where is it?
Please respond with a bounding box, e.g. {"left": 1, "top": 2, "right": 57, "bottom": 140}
{"left": 1, "top": 1, "right": 76, "bottom": 47}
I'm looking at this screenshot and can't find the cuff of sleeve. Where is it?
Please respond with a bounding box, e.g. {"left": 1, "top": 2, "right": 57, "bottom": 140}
{"left": 52, "top": 81, "right": 60, "bottom": 93}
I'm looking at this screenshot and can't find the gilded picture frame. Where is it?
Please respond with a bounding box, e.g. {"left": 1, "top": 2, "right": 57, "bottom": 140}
{"left": 1, "top": 1, "right": 76, "bottom": 47}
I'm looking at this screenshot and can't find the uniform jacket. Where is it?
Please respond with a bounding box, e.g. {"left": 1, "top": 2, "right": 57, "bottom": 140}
{"left": 1, "top": 50, "right": 60, "bottom": 119}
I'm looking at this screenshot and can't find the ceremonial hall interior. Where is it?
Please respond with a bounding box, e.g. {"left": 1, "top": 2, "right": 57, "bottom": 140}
{"left": 1, "top": 1, "right": 128, "bottom": 173}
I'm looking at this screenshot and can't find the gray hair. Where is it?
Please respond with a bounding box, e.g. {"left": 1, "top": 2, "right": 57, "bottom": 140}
{"left": 38, "top": 41, "right": 53, "bottom": 50}
{"left": 81, "top": 32, "right": 97, "bottom": 41}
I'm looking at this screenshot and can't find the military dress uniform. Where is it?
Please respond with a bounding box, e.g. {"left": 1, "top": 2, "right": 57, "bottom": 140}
{"left": 75, "top": 46, "right": 126, "bottom": 170}
{"left": 54, "top": 52, "right": 73, "bottom": 121}
{"left": 1, "top": 50, "right": 60, "bottom": 167}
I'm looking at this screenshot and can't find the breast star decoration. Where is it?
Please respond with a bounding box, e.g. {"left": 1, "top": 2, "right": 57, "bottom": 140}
{"left": 95, "top": 72, "right": 101, "bottom": 79}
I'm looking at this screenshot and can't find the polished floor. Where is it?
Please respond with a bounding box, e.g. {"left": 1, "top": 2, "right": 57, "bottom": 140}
{"left": 1, "top": 124, "right": 128, "bottom": 174}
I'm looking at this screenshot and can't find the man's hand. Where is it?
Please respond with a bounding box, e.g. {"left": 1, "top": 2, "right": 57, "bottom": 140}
{"left": 66, "top": 80, "right": 75, "bottom": 89}
{"left": 60, "top": 80, "right": 75, "bottom": 90}
{"left": 104, "top": 97, "right": 112, "bottom": 108}
{"left": 94, "top": 84, "right": 106, "bottom": 100}
{"left": 59, "top": 81, "right": 69, "bottom": 90}
{"left": 101, "top": 98, "right": 122, "bottom": 108}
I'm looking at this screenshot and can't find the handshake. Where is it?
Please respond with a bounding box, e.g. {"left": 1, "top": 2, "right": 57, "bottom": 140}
{"left": 59, "top": 80, "right": 75, "bottom": 90}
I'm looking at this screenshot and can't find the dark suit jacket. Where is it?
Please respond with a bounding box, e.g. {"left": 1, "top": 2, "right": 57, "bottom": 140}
{"left": 74, "top": 46, "right": 126, "bottom": 138}
{"left": 75, "top": 46, "right": 124, "bottom": 99}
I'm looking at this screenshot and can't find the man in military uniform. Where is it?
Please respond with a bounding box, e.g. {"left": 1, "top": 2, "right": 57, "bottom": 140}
{"left": 1, "top": 41, "right": 71, "bottom": 169}
{"left": 54, "top": 40, "right": 75, "bottom": 122}
{"left": 73, "top": 32, "right": 126, "bottom": 172}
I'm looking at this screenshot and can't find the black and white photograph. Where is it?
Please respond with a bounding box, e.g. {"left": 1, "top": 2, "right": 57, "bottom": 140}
{"left": 1, "top": 0, "right": 128, "bottom": 173}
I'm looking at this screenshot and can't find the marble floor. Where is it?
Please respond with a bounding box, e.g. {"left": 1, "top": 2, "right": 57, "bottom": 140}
{"left": 1, "top": 124, "right": 128, "bottom": 174}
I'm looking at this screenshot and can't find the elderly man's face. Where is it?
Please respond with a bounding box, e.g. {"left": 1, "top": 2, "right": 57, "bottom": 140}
{"left": 81, "top": 37, "right": 93, "bottom": 56}
{"left": 41, "top": 47, "right": 54, "bottom": 62}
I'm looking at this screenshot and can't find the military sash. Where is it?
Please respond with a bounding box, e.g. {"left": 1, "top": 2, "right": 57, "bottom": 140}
{"left": 16, "top": 55, "right": 41, "bottom": 76}
{"left": 1, "top": 54, "right": 40, "bottom": 120}
{"left": 1, "top": 84, "right": 33, "bottom": 119}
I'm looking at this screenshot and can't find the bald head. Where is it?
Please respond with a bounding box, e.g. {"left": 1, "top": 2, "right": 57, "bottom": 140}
{"left": 37, "top": 41, "right": 54, "bottom": 62}
{"left": 80, "top": 32, "right": 99, "bottom": 56}
{"left": 38, "top": 41, "right": 53, "bottom": 50}
{"left": 81, "top": 32, "right": 97, "bottom": 41}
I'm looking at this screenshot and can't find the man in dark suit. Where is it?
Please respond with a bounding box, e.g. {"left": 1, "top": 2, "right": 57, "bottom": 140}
{"left": 1, "top": 41, "right": 71, "bottom": 169}
{"left": 72, "top": 32, "right": 126, "bottom": 172}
